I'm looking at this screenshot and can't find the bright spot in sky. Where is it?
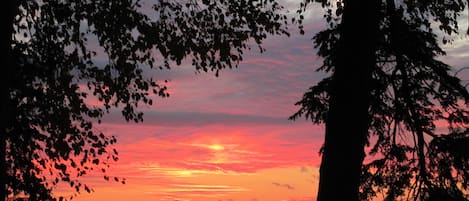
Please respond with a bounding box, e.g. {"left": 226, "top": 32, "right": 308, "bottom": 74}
{"left": 170, "top": 170, "right": 193, "bottom": 177}
{"left": 208, "top": 144, "right": 225, "bottom": 151}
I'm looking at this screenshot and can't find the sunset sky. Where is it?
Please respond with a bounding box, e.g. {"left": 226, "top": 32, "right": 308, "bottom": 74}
{"left": 57, "top": 2, "right": 469, "bottom": 201}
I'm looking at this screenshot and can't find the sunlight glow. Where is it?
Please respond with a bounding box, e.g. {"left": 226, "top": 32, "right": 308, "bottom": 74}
{"left": 170, "top": 170, "right": 194, "bottom": 177}
{"left": 208, "top": 144, "right": 225, "bottom": 151}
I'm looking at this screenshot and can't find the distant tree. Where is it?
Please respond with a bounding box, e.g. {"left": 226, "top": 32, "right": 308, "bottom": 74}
{"left": 0, "top": 0, "right": 289, "bottom": 200}
{"left": 291, "top": 0, "right": 469, "bottom": 201}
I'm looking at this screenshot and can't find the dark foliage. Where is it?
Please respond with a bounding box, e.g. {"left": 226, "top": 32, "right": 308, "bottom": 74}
{"left": 292, "top": 0, "right": 469, "bottom": 200}
{"left": 2, "top": 0, "right": 289, "bottom": 200}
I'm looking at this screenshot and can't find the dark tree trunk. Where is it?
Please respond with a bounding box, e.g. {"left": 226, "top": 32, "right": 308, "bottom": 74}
{"left": 316, "top": 1, "right": 379, "bottom": 201}
{"left": 1, "top": 0, "right": 17, "bottom": 200}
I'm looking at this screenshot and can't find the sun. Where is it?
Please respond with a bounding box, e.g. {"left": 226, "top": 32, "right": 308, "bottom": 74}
{"left": 208, "top": 144, "right": 225, "bottom": 151}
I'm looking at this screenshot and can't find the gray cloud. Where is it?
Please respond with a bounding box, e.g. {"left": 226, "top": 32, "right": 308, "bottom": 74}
{"left": 102, "top": 110, "right": 293, "bottom": 127}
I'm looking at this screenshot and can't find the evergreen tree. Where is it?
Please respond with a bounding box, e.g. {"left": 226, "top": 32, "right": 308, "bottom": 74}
{"left": 291, "top": 0, "right": 469, "bottom": 200}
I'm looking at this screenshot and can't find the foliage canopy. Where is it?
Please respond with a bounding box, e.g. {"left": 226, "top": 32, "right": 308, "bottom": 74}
{"left": 2, "top": 0, "right": 289, "bottom": 200}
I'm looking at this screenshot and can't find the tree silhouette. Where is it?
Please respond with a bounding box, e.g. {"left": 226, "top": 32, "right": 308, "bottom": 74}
{"left": 0, "top": 0, "right": 289, "bottom": 200}
{"left": 291, "top": 0, "right": 469, "bottom": 201}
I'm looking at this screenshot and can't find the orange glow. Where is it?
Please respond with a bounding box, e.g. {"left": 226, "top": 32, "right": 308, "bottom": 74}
{"left": 68, "top": 166, "right": 318, "bottom": 201}
{"left": 56, "top": 121, "right": 322, "bottom": 201}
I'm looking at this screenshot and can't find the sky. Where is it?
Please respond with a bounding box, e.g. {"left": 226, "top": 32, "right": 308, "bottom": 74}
{"left": 55, "top": 2, "right": 469, "bottom": 201}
